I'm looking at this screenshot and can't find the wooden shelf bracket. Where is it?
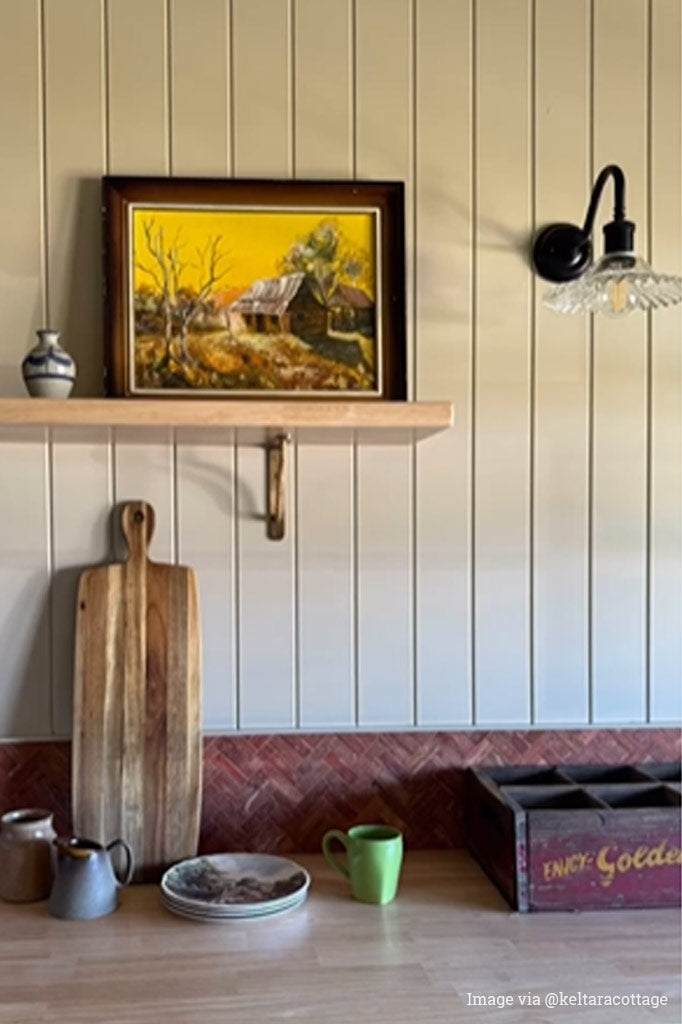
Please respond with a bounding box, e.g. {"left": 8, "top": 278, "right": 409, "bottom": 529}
{"left": 265, "top": 433, "right": 291, "bottom": 540}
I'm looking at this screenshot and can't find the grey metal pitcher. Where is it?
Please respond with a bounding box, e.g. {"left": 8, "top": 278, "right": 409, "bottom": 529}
{"left": 48, "top": 836, "right": 134, "bottom": 920}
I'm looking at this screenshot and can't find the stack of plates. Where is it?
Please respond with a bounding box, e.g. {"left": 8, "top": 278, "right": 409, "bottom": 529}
{"left": 160, "top": 852, "right": 311, "bottom": 922}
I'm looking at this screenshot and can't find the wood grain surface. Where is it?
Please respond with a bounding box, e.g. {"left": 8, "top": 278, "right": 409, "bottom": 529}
{"left": 72, "top": 501, "right": 201, "bottom": 881}
{"left": 0, "top": 851, "right": 679, "bottom": 1024}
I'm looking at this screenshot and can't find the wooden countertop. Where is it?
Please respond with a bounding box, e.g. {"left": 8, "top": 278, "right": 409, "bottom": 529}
{"left": 0, "top": 851, "right": 679, "bottom": 1024}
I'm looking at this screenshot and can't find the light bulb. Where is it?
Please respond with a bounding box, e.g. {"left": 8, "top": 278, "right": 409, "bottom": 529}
{"left": 598, "top": 276, "right": 640, "bottom": 317}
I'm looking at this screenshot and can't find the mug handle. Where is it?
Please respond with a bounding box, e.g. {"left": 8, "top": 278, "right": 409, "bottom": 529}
{"left": 322, "top": 829, "right": 350, "bottom": 879}
{"left": 106, "top": 838, "right": 135, "bottom": 887}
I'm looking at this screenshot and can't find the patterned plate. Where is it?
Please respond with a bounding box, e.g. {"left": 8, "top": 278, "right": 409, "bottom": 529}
{"left": 160, "top": 887, "right": 308, "bottom": 922}
{"left": 160, "top": 853, "right": 311, "bottom": 915}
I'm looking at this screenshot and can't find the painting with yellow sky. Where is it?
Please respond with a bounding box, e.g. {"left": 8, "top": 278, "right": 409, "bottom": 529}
{"left": 129, "top": 205, "right": 379, "bottom": 395}
{"left": 103, "top": 177, "right": 406, "bottom": 399}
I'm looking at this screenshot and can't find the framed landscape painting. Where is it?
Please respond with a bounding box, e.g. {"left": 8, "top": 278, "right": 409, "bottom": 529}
{"left": 102, "top": 177, "right": 406, "bottom": 399}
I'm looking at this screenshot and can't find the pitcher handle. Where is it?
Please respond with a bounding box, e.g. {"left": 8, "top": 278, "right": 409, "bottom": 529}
{"left": 106, "top": 838, "right": 134, "bottom": 887}
{"left": 322, "top": 829, "right": 350, "bottom": 879}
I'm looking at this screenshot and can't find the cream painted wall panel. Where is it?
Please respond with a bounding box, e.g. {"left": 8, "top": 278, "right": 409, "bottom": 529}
{"left": 232, "top": 0, "right": 291, "bottom": 177}
{"left": 414, "top": 0, "right": 472, "bottom": 724}
{"left": 296, "top": 443, "right": 354, "bottom": 727}
{"left": 177, "top": 442, "right": 236, "bottom": 730}
{"left": 294, "top": 0, "right": 355, "bottom": 728}
{"left": 43, "top": 0, "right": 105, "bottom": 397}
{"left": 474, "top": 0, "right": 532, "bottom": 723}
{"left": 50, "top": 429, "right": 112, "bottom": 736}
{"left": 0, "top": 0, "right": 42, "bottom": 395}
{"left": 236, "top": 445, "right": 295, "bottom": 728}
{"left": 650, "top": 0, "right": 682, "bottom": 721}
{"left": 355, "top": 0, "right": 413, "bottom": 726}
{"left": 533, "top": 0, "right": 590, "bottom": 723}
{"left": 592, "top": 0, "right": 648, "bottom": 723}
{"left": 231, "top": 0, "right": 295, "bottom": 729}
{"left": 112, "top": 432, "right": 174, "bottom": 562}
{"left": 294, "top": 0, "right": 352, "bottom": 178}
{"left": 107, "top": 0, "right": 168, "bottom": 174}
{"left": 169, "top": 0, "right": 230, "bottom": 177}
{"left": 0, "top": 433, "right": 50, "bottom": 737}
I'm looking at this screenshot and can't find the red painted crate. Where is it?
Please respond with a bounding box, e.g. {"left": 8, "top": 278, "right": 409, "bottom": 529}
{"left": 465, "top": 763, "right": 681, "bottom": 911}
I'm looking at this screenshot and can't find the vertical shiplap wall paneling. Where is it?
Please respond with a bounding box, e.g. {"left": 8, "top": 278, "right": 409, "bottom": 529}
{"left": 169, "top": 0, "right": 230, "bottom": 178}
{"left": 0, "top": 430, "right": 51, "bottom": 737}
{"left": 112, "top": 431, "right": 175, "bottom": 563}
{"left": 169, "top": 0, "right": 236, "bottom": 729}
{"left": 533, "top": 0, "right": 591, "bottom": 723}
{"left": 414, "top": 0, "right": 472, "bottom": 725}
{"left": 107, "top": 2, "right": 175, "bottom": 566}
{"left": 176, "top": 436, "right": 236, "bottom": 729}
{"left": 43, "top": 0, "right": 105, "bottom": 398}
{"left": 649, "top": 0, "right": 682, "bottom": 721}
{"left": 592, "top": 0, "right": 648, "bottom": 722}
{"left": 232, "top": 0, "right": 296, "bottom": 728}
{"left": 50, "top": 429, "right": 112, "bottom": 736}
{"left": 44, "top": 0, "right": 109, "bottom": 738}
{"left": 355, "top": 0, "right": 414, "bottom": 726}
{"left": 294, "top": 0, "right": 355, "bottom": 728}
{"left": 0, "top": 8, "right": 51, "bottom": 736}
{"left": 0, "top": 0, "right": 42, "bottom": 395}
{"left": 107, "top": 0, "right": 169, "bottom": 175}
{"left": 474, "top": 0, "right": 532, "bottom": 723}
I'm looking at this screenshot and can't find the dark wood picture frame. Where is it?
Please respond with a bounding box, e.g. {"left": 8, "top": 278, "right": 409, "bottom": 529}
{"left": 102, "top": 177, "right": 406, "bottom": 399}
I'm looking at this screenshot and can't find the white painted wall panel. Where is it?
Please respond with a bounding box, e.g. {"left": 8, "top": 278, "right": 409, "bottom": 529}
{"left": 0, "top": 0, "right": 42, "bottom": 396}
{"left": 236, "top": 445, "right": 295, "bottom": 728}
{"left": 592, "top": 0, "right": 648, "bottom": 723}
{"left": 112, "top": 432, "right": 174, "bottom": 562}
{"left": 474, "top": 0, "right": 532, "bottom": 724}
{"left": 43, "top": 0, "right": 105, "bottom": 398}
{"left": 108, "top": 0, "right": 169, "bottom": 174}
{"left": 355, "top": 0, "right": 414, "bottom": 726}
{"left": 169, "top": 0, "right": 230, "bottom": 177}
{"left": 533, "top": 0, "right": 591, "bottom": 724}
{"left": 177, "top": 441, "right": 236, "bottom": 730}
{"left": 50, "top": 429, "right": 112, "bottom": 736}
{"left": 0, "top": 433, "right": 50, "bottom": 737}
{"left": 649, "top": 0, "right": 682, "bottom": 721}
{"left": 414, "top": 0, "right": 472, "bottom": 725}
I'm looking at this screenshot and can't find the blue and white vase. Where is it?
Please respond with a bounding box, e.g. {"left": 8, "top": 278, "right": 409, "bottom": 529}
{"left": 21, "top": 329, "right": 77, "bottom": 398}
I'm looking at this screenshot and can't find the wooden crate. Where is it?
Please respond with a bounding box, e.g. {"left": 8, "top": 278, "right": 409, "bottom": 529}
{"left": 465, "top": 763, "right": 681, "bottom": 911}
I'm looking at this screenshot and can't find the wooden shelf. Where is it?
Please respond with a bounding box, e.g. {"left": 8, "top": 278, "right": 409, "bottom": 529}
{"left": 0, "top": 397, "right": 453, "bottom": 443}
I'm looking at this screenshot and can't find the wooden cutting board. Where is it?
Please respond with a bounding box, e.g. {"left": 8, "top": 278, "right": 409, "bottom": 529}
{"left": 72, "top": 501, "right": 201, "bottom": 882}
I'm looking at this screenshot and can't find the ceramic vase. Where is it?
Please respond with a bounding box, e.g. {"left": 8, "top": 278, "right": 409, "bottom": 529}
{"left": 0, "top": 808, "right": 57, "bottom": 902}
{"left": 21, "top": 328, "right": 77, "bottom": 398}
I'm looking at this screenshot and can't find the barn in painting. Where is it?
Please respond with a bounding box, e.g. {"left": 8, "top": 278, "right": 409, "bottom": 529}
{"left": 229, "top": 272, "right": 374, "bottom": 342}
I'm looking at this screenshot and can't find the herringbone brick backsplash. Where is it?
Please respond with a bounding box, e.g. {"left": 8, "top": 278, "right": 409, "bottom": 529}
{"left": 0, "top": 730, "right": 679, "bottom": 853}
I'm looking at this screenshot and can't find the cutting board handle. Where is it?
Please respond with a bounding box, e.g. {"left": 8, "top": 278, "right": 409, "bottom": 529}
{"left": 121, "top": 501, "right": 155, "bottom": 565}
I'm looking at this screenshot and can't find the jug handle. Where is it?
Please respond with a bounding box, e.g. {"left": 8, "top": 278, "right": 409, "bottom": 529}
{"left": 106, "top": 838, "right": 135, "bottom": 887}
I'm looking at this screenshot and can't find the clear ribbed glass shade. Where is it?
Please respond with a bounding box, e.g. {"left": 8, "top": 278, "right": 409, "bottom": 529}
{"left": 543, "top": 253, "right": 682, "bottom": 317}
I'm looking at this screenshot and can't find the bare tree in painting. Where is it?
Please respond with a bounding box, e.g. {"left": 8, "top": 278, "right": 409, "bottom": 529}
{"left": 136, "top": 218, "right": 230, "bottom": 368}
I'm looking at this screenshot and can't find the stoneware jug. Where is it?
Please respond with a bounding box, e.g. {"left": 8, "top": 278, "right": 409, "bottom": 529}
{"left": 0, "top": 808, "right": 57, "bottom": 902}
{"left": 21, "top": 328, "right": 77, "bottom": 398}
{"left": 48, "top": 836, "right": 134, "bottom": 920}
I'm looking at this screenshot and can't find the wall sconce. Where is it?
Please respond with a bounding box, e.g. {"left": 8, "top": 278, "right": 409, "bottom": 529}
{"left": 532, "top": 164, "right": 682, "bottom": 316}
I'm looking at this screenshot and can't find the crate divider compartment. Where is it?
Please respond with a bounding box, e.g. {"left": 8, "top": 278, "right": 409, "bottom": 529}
{"left": 562, "top": 764, "right": 655, "bottom": 785}
{"left": 636, "top": 763, "right": 682, "bottom": 784}
{"left": 587, "top": 784, "right": 682, "bottom": 809}
{"left": 477, "top": 766, "right": 575, "bottom": 787}
{"left": 501, "top": 785, "right": 610, "bottom": 811}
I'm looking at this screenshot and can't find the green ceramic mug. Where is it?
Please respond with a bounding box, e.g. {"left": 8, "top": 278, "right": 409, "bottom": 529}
{"left": 322, "top": 824, "right": 403, "bottom": 905}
